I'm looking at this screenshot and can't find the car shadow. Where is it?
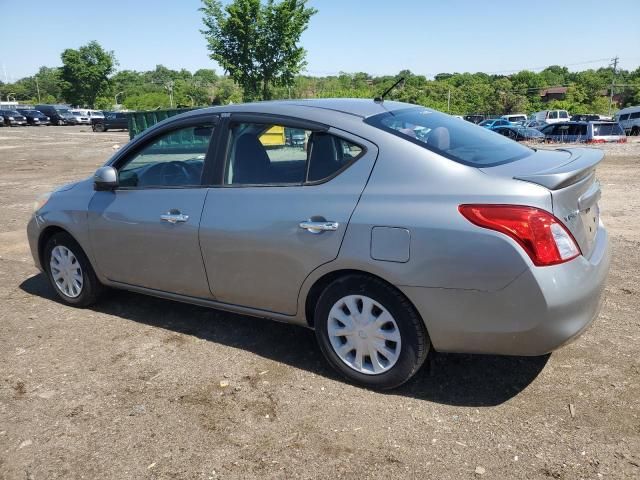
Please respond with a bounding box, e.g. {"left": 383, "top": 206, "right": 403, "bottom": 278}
{"left": 20, "top": 274, "right": 549, "bottom": 407}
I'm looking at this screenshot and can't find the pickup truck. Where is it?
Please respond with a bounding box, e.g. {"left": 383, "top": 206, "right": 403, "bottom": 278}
{"left": 92, "top": 112, "right": 129, "bottom": 132}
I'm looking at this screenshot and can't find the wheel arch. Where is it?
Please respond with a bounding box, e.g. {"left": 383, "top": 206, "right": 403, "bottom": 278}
{"left": 303, "top": 268, "right": 425, "bottom": 332}
{"left": 37, "top": 226, "right": 82, "bottom": 271}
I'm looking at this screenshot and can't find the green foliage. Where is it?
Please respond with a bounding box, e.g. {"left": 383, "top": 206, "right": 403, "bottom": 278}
{"left": 200, "top": 0, "right": 317, "bottom": 101}
{"left": 60, "top": 41, "right": 116, "bottom": 107}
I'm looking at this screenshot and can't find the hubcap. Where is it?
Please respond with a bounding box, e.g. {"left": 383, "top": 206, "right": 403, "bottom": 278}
{"left": 49, "top": 245, "right": 83, "bottom": 298}
{"left": 327, "top": 295, "right": 401, "bottom": 375}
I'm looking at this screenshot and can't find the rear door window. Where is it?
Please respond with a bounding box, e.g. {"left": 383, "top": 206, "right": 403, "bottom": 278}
{"left": 559, "top": 111, "right": 569, "bottom": 119}
{"left": 630, "top": 112, "right": 640, "bottom": 119}
{"left": 224, "top": 122, "right": 362, "bottom": 185}
{"left": 548, "top": 111, "right": 558, "bottom": 119}
{"left": 593, "top": 123, "right": 621, "bottom": 136}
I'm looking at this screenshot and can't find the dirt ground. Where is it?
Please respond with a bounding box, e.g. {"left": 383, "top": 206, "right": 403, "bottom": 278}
{"left": 0, "top": 126, "right": 639, "bottom": 480}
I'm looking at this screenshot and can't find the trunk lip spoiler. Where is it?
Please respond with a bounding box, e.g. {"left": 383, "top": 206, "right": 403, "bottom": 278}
{"left": 513, "top": 147, "right": 604, "bottom": 190}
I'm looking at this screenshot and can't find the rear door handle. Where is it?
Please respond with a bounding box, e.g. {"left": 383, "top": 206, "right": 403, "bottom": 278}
{"left": 160, "top": 210, "right": 189, "bottom": 224}
{"left": 299, "top": 220, "right": 339, "bottom": 234}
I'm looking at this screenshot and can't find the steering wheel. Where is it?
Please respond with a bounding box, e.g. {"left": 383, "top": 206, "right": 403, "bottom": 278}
{"left": 139, "top": 161, "right": 192, "bottom": 187}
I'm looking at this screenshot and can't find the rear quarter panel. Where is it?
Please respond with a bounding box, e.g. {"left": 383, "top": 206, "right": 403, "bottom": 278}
{"left": 298, "top": 132, "right": 553, "bottom": 314}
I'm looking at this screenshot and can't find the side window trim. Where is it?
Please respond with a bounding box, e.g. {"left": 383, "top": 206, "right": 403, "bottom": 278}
{"left": 111, "top": 114, "right": 220, "bottom": 190}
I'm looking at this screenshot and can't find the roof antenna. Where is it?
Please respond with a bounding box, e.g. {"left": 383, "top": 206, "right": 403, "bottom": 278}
{"left": 374, "top": 77, "right": 405, "bottom": 103}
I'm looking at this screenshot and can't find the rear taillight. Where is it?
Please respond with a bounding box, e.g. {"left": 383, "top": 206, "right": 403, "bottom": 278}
{"left": 459, "top": 205, "right": 581, "bottom": 266}
{"left": 587, "top": 139, "right": 605, "bottom": 144}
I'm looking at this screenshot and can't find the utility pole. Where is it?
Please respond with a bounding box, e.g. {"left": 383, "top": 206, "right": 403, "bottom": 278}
{"left": 35, "top": 75, "right": 41, "bottom": 102}
{"left": 609, "top": 56, "right": 619, "bottom": 116}
{"left": 165, "top": 81, "right": 174, "bottom": 108}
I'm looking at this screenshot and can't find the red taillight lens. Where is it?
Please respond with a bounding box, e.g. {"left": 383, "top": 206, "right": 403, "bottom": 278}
{"left": 587, "top": 139, "right": 605, "bottom": 144}
{"left": 459, "top": 205, "right": 581, "bottom": 266}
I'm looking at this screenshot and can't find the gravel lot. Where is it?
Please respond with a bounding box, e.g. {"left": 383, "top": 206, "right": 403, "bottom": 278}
{"left": 1, "top": 126, "right": 639, "bottom": 479}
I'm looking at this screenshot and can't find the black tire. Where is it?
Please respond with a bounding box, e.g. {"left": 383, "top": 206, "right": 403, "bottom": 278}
{"left": 44, "top": 232, "right": 104, "bottom": 307}
{"left": 314, "top": 274, "right": 430, "bottom": 390}
{"left": 94, "top": 122, "right": 105, "bottom": 132}
{"left": 632, "top": 127, "right": 639, "bottom": 136}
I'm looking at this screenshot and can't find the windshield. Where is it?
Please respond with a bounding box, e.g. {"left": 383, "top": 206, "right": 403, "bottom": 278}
{"left": 366, "top": 107, "right": 533, "bottom": 167}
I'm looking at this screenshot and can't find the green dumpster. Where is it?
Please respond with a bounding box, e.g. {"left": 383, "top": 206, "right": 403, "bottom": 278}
{"left": 125, "top": 107, "right": 202, "bottom": 140}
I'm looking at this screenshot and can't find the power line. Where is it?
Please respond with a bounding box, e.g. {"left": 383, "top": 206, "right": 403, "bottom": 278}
{"left": 483, "top": 57, "right": 613, "bottom": 75}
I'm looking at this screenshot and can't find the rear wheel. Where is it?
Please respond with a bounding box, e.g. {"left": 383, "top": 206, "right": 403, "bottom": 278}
{"left": 94, "top": 122, "right": 105, "bottom": 132}
{"left": 314, "top": 274, "right": 429, "bottom": 390}
{"left": 44, "top": 232, "right": 104, "bottom": 307}
{"left": 632, "top": 127, "right": 639, "bottom": 136}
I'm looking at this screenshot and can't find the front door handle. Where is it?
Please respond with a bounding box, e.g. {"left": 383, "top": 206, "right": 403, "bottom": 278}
{"left": 299, "top": 220, "right": 339, "bottom": 234}
{"left": 160, "top": 210, "right": 189, "bottom": 224}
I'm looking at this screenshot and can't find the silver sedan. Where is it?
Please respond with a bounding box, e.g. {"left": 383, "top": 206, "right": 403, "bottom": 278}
{"left": 27, "top": 99, "right": 610, "bottom": 389}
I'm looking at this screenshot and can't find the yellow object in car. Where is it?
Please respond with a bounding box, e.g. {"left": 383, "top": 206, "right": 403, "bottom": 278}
{"left": 259, "top": 125, "right": 286, "bottom": 147}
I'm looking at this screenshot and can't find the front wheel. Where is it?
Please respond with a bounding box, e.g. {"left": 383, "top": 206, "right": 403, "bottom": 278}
{"left": 44, "top": 232, "right": 104, "bottom": 307}
{"left": 314, "top": 274, "right": 429, "bottom": 390}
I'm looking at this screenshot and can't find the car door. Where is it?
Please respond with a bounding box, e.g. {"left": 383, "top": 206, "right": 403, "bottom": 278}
{"left": 87, "top": 116, "right": 219, "bottom": 298}
{"left": 199, "top": 114, "right": 378, "bottom": 315}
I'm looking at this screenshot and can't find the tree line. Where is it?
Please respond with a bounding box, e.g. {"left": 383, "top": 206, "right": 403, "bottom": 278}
{"left": 3, "top": 54, "right": 639, "bottom": 115}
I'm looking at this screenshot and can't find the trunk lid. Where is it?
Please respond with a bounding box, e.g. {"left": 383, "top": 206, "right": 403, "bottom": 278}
{"left": 481, "top": 147, "right": 604, "bottom": 256}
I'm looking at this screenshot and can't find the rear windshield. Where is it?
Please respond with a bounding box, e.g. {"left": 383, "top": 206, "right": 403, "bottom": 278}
{"left": 366, "top": 107, "right": 533, "bottom": 167}
{"left": 593, "top": 123, "right": 624, "bottom": 136}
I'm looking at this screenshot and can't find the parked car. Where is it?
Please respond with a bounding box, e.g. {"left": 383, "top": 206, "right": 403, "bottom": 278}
{"left": 27, "top": 99, "right": 610, "bottom": 389}
{"left": 525, "top": 120, "right": 548, "bottom": 130}
{"left": 70, "top": 110, "right": 91, "bottom": 125}
{"left": 463, "top": 114, "right": 485, "bottom": 124}
{"left": 501, "top": 114, "right": 527, "bottom": 125}
{"left": 0, "top": 114, "right": 4, "bottom": 126}
{"left": 493, "top": 125, "right": 545, "bottom": 142}
{"left": 0, "top": 109, "right": 27, "bottom": 126}
{"left": 534, "top": 110, "right": 570, "bottom": 124}
{"left": 73, "top": 109, "right": 105, "bottom": 120}
{"left": 34, "top": 104, "right": 76, "bottom": 125}
{"left": 540, "top": 121, "right": 626, "bottom": 144}
{"left": 91, "top": 112, "right": 128, "bottom": 132}
{"left": 478, "top": 118, "right": 512, "bottom": 129}
{"left": 614, "top": 105, "right": 640, "bottom": 136}
{"left": 17, "top": 108, "right": 50, "bottom": 126}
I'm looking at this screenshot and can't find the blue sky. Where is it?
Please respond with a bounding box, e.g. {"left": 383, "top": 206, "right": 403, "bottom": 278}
{"left": 2, "top": 0, "right": 639, "bottom": 81}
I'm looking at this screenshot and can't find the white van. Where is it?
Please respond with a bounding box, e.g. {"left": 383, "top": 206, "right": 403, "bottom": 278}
{"left": 501, "top": 114, "right": 527, "bottom": 125}
{"left": 614, "top": 105, "right": 640, "bottom": 136}
{"left": 534, "top": 110, "right": 570, "bottom": 124}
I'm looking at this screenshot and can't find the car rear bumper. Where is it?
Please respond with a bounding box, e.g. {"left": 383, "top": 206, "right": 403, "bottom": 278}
{"left": 400, "top": 223, "right": 610, "bottom": 356}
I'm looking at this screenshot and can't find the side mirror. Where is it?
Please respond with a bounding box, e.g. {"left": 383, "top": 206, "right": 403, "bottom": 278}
{"left": 94, "top": 166, "right": 118, "bottom": 191}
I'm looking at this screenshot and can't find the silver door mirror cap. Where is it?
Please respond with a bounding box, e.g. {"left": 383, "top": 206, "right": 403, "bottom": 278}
{"left": 94, "top": 166, "right": 118, "bottom": 191}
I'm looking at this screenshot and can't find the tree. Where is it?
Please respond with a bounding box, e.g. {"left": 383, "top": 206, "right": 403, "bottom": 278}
{"left": 60, "top": 41, "right": 116, "bottom": 107}
{"left": 200, "top": 0, "right": 317, "bottom": 101}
